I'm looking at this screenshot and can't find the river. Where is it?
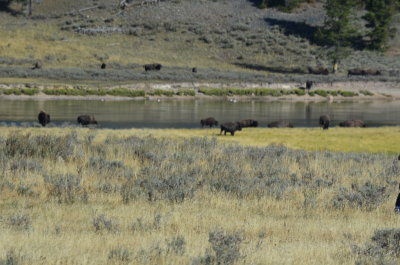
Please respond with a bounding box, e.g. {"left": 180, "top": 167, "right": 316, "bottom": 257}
{"left": 0, "top": 98, "right": 399, "bottom": 128}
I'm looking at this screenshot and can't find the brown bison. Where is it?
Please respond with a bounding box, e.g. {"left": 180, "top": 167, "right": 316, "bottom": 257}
{"left": 364, "top": 69, "right": 381, "bottom": 76}
{"left": 77, "top": 115, "right": 98, "bottom": 126}
{"left": 347, "top": 68, "right": 366, "bottom": 77}
{"left": 144, "top": 63, "right": 162, "bottom": 71}
{"left": 201, "top": 117, "right": 218, "bottom": 128}
{"left": 38, "top": 111, "right": 50, "bottom": 127}
{"left": 339, "top": 120, "right": 366, "bottom": 127}
{"left": 308, "top": 66, "right": 329, "bottom": 75}
{"left": 220, "top": 122, "right": 242, "bottom": 136}
{"left": 236, "top": 119, "right": 258, "bottom": 128}
{"left": 268, "top": 120, "right": 294, "bottom": 128}
{"left": 319, "top": 115, "right": 330, "bottom": 130}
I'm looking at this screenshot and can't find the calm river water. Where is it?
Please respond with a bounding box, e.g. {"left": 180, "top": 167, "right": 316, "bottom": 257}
{"left": 0, "top": 98, "right": 399, "bottom": 128}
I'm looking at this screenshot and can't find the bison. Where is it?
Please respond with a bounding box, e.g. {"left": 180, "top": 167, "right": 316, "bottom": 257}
{"left": 364, "top": 69, "right": 381, "bottom": 76}
{"left": 101, "top": 63, "right": 106, "bottom": 69}
{"left": 220, "top": 122, "right": 242, "bottom": 136}
{"left": 237, "top": 119, "right": 258, "bottom": 128}
{"left": 308, "top": 66, "right": 329, "bottom": 75}
{"left": 319, "top": 115, "right": 330, "bottom": 130}
{"left": 268, "top": 120, "right": 294, "bottom": 128}
{"left": 339, "top": 120, "right": 365, "bottom": 127}
{"left": 192, "top": 67, "right": 197, "bottom": 73}
{"left": 77, "top": 115, "right": 98, "bottom": 126}
{"left": 347, "top": 68, "right": 366, "bottom": 77}
{"left": 306, "top": 80, "right": 313, "bottom": 93}
{"left": 38, "top": 111, "right": 50, "bottom": 127}
{"left": 144, "top": 63, "right": 162, "bottom": 71}
{"left": 201, "top": 117, "right": 218, "bottom": 128}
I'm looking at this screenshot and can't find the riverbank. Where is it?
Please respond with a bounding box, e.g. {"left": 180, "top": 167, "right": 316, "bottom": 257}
{"left": 0, "top": 81, "right": 399, "bottom": 101}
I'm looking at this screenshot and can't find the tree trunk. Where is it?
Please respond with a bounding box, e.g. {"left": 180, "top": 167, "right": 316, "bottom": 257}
{"left": 28, "top": 0, "right": 32, "bottom": 16}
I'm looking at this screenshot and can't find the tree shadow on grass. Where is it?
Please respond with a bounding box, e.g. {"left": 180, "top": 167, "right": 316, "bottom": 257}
{"left": 234, "top": 63, "right": 306, "bottom": 74}
{"left": 265, "top": 17, "right": 318, "bottom": 44}
{"left": 0, "top": 1, "right": 23, "bottom": 16}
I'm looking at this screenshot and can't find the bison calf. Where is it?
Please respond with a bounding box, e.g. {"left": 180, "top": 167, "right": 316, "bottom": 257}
{"left": 201, "top": 117, "right": 218, "bottom": 128}
{"left": 319, "top": 115, "right": 330, "bottom": 130}
{"left": 38, "top": 111, "right": 50, "bottom": 127}
{"left": 220, "top": 122, "right": 242, "bottom": 136}
{"left": 77, "top": 115, "right": 98, "bottom": 126}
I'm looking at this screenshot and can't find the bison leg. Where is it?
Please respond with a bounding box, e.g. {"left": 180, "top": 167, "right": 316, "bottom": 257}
{"left": 231, "top": 131, "right": 234, "bottom": 136}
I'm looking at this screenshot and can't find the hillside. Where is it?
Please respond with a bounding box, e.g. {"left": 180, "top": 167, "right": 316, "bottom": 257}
{"left": 0, "top": 0, "right": 399, "bottom": 85}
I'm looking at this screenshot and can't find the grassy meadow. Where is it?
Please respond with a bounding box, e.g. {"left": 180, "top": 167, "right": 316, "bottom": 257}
{"left": 0, "top": 126, "right": 400, "bottom": 265}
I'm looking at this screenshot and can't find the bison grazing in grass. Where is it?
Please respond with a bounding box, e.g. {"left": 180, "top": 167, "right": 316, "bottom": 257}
{"left": 237, "top": 119, "right": 258, "bottom": 128}
{"left": 220, "top": 122, "right": 242, "bottom": 136}
{"left": 201, "top": 117, "right": 218, "bottom": 128}
{"left": 308, "top": 66, "right": 329, "bottom": 75}
{"left": 38, "top": 111, "right": 50, "bottom": 127}
{"left": 268, "top": 120, "right": 294, "bottom": 128}
{"left": 319, "top": 115, "right": 330, "bottom": 130}
{"left": 77, "top": 115, "right": 98, "bottom": 126}
{"left": 144, "top": 63, "right": 162, "bottom": 71}
{"left": 339, "top": 120, "right": 366, "bottom": 128}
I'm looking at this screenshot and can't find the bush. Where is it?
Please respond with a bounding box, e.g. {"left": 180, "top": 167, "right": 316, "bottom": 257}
{"left": 167, "top": 235, "right": 186, "bottom": 255}
{"left": 332, "top": 181, "right": 388, "bottom": 211}
{"left": 43, "top": 174, "right": 87, "bottom": 204}
{"left": 92, "top": 214, "right": 119, "bottom": 233}
{"left": 194, "top": 228, "right": 244, "bottom": 265}
{"left": 8, "top": 214, "right": 31, "bottom": 231}
{"left": 108, "top": 247, "right": 131, "bottom": 263}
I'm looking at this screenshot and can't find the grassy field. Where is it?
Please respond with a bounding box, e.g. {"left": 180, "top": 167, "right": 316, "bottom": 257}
{"left": 0, "top": 127, "right": 399, "bottom": 265}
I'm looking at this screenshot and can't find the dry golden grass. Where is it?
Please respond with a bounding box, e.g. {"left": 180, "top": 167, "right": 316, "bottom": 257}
{"left": 0, "top": 127, "right": 399, "bottom": 264}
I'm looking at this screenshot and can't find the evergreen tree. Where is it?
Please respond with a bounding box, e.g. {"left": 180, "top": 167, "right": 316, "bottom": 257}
{"left": 316, "top": 0, "right": 361, "bottom": 72}
{"left": 362, "top": 0, "right": 399, "bottom": 50}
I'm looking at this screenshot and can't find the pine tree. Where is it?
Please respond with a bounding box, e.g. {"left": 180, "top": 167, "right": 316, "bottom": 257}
{"left": 362, "top": 0, "right": 399, "bottom": 51}
{"left": 315, "top": 0, "right": 361, "bottom": 72}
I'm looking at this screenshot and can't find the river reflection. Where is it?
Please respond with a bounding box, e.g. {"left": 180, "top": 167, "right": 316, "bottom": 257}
{"left": 0, "top": 99, "right": 399, "bottom": 128}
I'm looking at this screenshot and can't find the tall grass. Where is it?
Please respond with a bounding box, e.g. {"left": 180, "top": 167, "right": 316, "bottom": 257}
{"left": 0, "top": 127, "right": 399, "bottom": 264}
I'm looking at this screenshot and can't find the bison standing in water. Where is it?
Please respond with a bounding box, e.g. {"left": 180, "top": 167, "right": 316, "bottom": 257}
{"left": 38, "top": 111, "right": 50, "bottom": 127}
{"left": 319, "top": 115, "right": 330, "bottom": 130}
{"left": 268, "top": 120, "right": 294, "bottom": 128}
{"left": 144, "top": 63, "right": 162, "bottom": 71}
{"left": 201, "top": 117, "right": 218, "bottom": 128}
{"left": 237, "top": 119, "right": 258, "bottom": 128}
{"left": 77, "top": 115, "right": 98, "bottom": 126}
{"left": 339, "top": 120, "right": 366, "bottom": 127}
{"left": 220, "top": 122, "right": 242, "bottom": 136}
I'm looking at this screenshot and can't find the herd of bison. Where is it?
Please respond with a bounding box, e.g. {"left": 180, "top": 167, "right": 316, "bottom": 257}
{"left": 37, "top": 110, "right": 365, "bottom": 134}
{"left": 201, "top": 116, "right": 365, "bottom": 136}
